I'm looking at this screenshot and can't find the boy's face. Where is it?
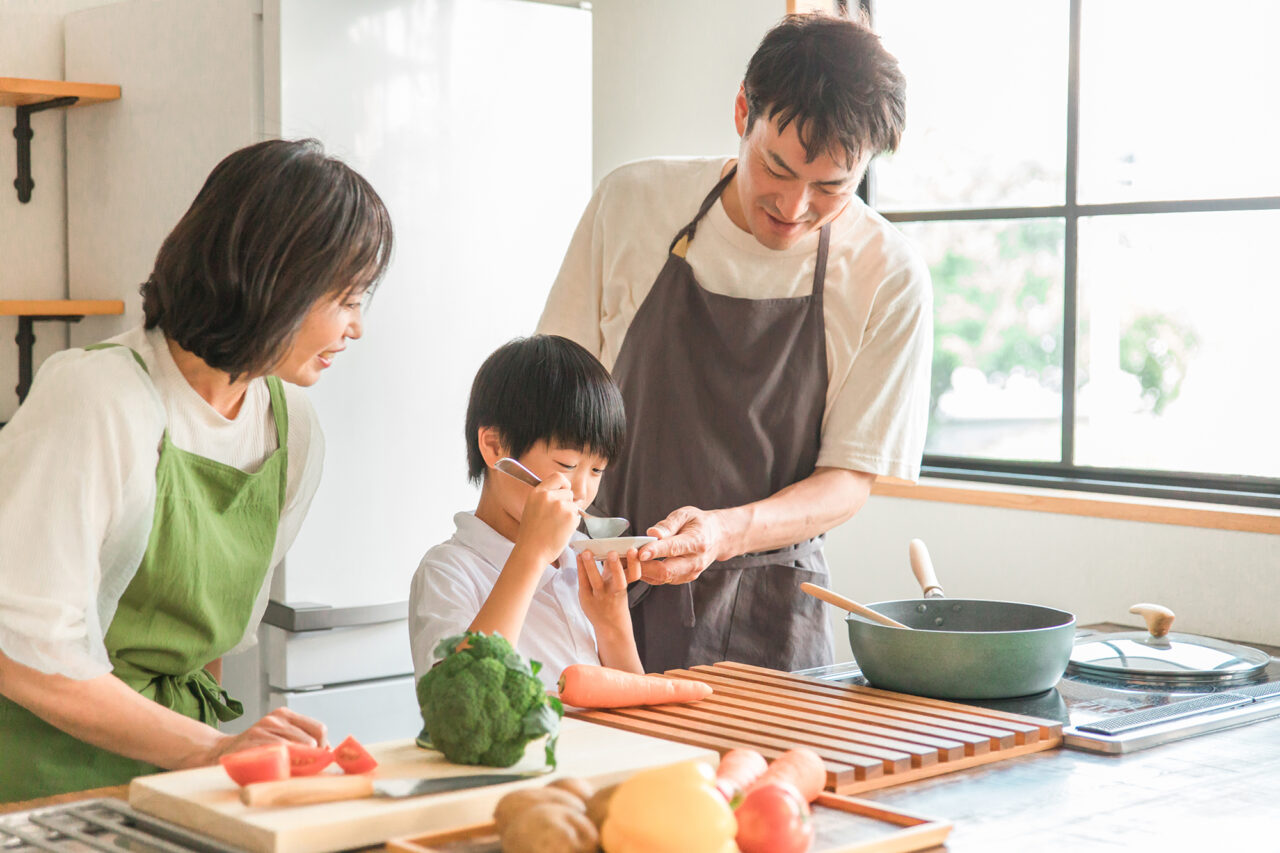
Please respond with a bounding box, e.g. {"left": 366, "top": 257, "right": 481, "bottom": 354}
{"left": 499, "top": 440, "right": 609, "bottom": 521}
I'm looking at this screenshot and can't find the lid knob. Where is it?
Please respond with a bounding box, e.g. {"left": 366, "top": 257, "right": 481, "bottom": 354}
{"left": 1129, "top": 603, "right": 1175, "bottom": 638}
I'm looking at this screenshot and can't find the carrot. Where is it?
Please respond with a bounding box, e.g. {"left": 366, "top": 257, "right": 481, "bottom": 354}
{"left": 557, "top": 665, "right": 712, "bottom": 708}
{"left": 714, "top": 748, "right": 768, "bottom": 806}
{"left": 746, "top": 748, "right": 825, "bottom": 803}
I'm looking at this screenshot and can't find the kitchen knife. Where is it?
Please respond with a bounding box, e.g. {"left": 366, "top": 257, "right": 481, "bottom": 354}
{"left": 239, "top": 770, "right": 549, "bottom": 807}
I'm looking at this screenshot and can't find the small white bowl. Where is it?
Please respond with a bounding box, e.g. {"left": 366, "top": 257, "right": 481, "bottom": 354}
{"left": 569, "top": 536, "right": 657, "bottom": 561}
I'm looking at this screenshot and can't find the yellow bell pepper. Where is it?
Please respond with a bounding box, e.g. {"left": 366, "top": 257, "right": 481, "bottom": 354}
{"left": 601, "top": 759, "right": 738, "bottom": 853}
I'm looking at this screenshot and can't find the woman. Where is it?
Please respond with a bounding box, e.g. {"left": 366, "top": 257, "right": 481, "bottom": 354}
{"left": 0, "top": 139, "right": 394, "bottom": 800}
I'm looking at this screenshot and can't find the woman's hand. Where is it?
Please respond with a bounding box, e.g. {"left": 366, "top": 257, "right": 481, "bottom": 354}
{"left": 0, "top": 651, "right": 329, "bottom": 771}
{"left": 203, "top": 707, "right": 329, "bottom": 764}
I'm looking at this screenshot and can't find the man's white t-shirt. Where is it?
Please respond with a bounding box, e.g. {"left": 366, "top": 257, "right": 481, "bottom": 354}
{"left": 0, "top": 325, "right": 323, "bottom": 680}
{"left": 537, "top": 156, "right": 933, "bottom": 483}
{"left": 408, "top": 512, "right": 600, "bottom": 691}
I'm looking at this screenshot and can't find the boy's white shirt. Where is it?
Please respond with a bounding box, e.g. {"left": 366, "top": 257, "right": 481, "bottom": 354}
{"left": 408, "top": 512, "right": 600, "bottom": 690}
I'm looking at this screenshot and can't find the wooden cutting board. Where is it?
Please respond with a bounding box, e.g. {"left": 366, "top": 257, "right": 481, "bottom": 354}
{"left": 128, "top": 718, "right": 716, "bottom": 853}
{"left": 570, "top": 661, "right": 1063, "bottom": 795}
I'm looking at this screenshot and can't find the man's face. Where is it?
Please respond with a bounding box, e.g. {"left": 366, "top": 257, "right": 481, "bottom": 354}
{"left": 727, "top": 88, "right": 870, "bottom": 251}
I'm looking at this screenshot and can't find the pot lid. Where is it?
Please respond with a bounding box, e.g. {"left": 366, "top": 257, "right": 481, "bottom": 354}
{"left": 1068, "top": 603, "right": 1271, "bottom": 685}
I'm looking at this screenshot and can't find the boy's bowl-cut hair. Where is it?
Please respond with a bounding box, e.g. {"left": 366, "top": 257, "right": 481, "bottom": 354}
{"left": 141, "top": 138, "right": 394, "bottom": 381}
{"left": 465, "top": 335, "right": 626, "bottom": 484}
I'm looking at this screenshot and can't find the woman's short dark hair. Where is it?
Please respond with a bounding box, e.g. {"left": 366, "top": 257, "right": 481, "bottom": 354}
{"left": 141, "top": 138, "right": 393, "bottom": 380}
{"left": 743, "top": 12, "right": 907, "bottom": 167}
{"left": 465, "top": 335, "right": 626, "bottom": 484}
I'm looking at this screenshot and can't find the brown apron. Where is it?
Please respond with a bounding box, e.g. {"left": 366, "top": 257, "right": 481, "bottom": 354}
{"left": 594, "top": 165, "right": 835, "bottom": 673}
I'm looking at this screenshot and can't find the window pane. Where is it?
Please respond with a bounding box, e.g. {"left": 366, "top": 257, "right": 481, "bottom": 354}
{"left": 1076, "top": 211, "right": 1280, "bottom": 478}
{"left": 874, "top": 0, "right": 1067, "bottom": 211}
{"left": 1079, "top": 2, "right": 1280, "bottom": 203}
{"left": 902, "top": 219, "right": 1065, "bottom": 461}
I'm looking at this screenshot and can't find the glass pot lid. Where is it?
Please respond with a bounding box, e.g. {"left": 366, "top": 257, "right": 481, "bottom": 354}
{"left": 1068, "top": 603, "right": 1271, "bottom": 685}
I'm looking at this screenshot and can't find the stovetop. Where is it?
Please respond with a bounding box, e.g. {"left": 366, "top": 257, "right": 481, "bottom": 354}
{"left": 804, "top": 631, "right": 1280, "bottom": 754}
{"left": 0, "top": 799, "right": 237, "bottom": 853}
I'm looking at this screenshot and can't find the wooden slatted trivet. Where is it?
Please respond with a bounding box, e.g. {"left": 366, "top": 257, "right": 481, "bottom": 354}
{"left": 569, "top": 661, "right": 1063, "bottom": 795}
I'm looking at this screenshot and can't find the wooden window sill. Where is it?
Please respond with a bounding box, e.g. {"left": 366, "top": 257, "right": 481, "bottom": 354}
{"left": 871, "top": 478, "right": 1280, "bottom": 534}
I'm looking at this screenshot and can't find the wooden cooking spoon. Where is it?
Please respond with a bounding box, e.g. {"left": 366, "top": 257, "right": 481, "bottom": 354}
{"left": 800, "top": 582, "right": 910, "bottom": 629}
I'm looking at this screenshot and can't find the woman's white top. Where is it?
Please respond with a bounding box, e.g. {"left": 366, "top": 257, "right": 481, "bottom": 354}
{"left": 0, "top": 325, "right": 323, "bottom": 680}
{"left": 408, "top": 512, "right": 601, "bottom": 691}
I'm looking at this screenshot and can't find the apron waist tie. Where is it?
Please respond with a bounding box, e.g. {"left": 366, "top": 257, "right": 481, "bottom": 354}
{"left": 113, "top": 661, "right": 245, "bottom": 724}
{"left": 629, "top": 536, "right": 826, "bottom": 627}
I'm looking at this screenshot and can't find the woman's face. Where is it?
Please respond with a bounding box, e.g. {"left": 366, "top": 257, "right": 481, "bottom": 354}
{"left": 272, "top": 290, "right": 366, "bottom": 386}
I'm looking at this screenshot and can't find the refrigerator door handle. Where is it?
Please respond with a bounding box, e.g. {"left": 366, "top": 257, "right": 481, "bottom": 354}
{"left": 264, "top": 600, "right": 409, "bottom": 632}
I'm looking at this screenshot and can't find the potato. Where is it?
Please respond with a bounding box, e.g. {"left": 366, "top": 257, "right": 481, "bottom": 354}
{"left": 494, "top": 787, "right": 585, "bottom": 833}
{"left": 500, "top": 803, "right": 598, "bottom": 853}
{"left": 546, "top": 777, "right": 595, "bottom": 804}
{"left": 584, "top": 783, "right": 618, "bottom": 830}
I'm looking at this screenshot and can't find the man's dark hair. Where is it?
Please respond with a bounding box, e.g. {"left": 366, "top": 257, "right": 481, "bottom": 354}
{"left": 465, "top": 335, "right": 626, "bottom": 484}
{"left": 141, "top": 138, "right": 394, "bottom": 380}
{"left": 743, "top": 11, "right": 907, "bottom": 166}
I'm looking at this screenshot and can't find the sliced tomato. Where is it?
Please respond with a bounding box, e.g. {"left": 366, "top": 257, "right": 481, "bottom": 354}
{"left": 219, "top": 744, "right": 290, "bottom": 786}
{"left": 287, "top": 743, "right": 334, "bottom": 776}
{"left": 333, "top": 735, "right": 378, "bottom": 774}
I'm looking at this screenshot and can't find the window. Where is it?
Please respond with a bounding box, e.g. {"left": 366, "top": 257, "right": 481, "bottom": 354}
{"left": 870, "top": 0, "right": 1280, "bottom": 507}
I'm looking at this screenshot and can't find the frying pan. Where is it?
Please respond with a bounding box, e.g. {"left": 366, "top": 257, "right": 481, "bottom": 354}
{"left": 835, "top": 540, "right": 1076, "bottom": 700}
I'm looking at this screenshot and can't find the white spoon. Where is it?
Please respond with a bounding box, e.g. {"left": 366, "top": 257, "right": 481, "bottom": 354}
{"left": 493, "top": 457, "right": 631, "bottom": 540}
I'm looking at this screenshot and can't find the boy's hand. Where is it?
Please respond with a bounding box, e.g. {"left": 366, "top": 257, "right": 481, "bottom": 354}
{"left": 511, "top": 473, "right": 581, "bottom": 566}
{"left": 576, "top": 548, "right": 640, "bottom": 631}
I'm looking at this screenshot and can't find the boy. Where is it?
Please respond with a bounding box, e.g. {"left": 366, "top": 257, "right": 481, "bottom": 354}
{"left": 408, "top": 335, "right": 644, "bottom": 689}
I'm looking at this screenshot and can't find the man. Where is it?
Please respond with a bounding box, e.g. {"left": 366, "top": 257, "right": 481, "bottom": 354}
{"left": 537, "top": 12, "right": 932, "bottom": 673}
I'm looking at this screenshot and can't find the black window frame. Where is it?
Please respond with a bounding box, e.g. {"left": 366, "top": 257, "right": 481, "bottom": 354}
{"left": 859, "top": 0, "right": 1280, "bottom": 509}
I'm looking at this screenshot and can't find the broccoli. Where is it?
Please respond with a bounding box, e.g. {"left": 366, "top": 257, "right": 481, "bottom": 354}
{"left": 415, "top": 631, "right": 563, "bottom": 768}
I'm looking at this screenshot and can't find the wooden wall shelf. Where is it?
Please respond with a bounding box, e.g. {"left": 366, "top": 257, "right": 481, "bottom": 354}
{"left": 0, "top": 77, "right": 121, "bottom": 108}
{"left": 0, "top": 76, "right": 121, "bottom": 203}
{"left": 1, "top": 300, "right": 125, "bottom": 410}
{"left": 0, "top": 300, "right": 126, "bottom": 318}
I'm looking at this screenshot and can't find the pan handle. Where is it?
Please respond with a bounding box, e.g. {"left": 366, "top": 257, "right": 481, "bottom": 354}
{"left": 909, "top": 539, "right": 944, "bottom": 598}
{"left": 799, "top": 582, "right": 910, "bottom": 629}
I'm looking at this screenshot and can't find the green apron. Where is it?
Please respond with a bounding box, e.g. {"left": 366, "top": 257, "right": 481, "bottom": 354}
{"left": 0, "top": 344, "right": 289, "bottom": 802}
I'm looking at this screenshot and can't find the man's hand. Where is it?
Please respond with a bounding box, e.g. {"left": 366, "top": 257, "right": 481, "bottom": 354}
{"left": 636, "top": 506, "right": 736, "bottom": 585}
{"left": 630, "top": 469, "right": 875, "bottom": 587}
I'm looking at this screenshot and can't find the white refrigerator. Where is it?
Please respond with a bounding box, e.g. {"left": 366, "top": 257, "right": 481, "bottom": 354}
{"left": 64, "top": 0, "right": 592, "bottom": 742}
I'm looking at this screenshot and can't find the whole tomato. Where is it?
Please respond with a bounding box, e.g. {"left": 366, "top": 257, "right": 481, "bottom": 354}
{"left": 735, "top": 781, "right": 815, "bottom": 853}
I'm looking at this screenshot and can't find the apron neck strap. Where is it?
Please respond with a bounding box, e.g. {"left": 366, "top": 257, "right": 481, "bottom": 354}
{"left": 264, "top": 375, "right": 289, "bottom": 449}
{"left": 669, "top": 166, "right": 834, "bottom": 302}
{"left": 812, "top": 222, "right": 831, "bottom": 301}
{"left": 670, "top": 164, "right": 738, "bottom": 256}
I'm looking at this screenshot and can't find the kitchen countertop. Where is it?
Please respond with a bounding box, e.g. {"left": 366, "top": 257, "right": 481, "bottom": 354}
{"left": 812, "top": 627, "right": 1280, "bottom": 851}
{"left": 6, "top": 630, "right": 1280, "bottom": 850}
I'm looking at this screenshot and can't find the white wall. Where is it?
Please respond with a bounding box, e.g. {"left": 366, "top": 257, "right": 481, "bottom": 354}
{"left": 590, "top": 0, "right": 784, "bottom": 184}
{"left": 64, "top": 0, "right": 265, "bottom": 345}
{"left": 588, "top": 0, "right": 1280, "bottom": 658}
{"left": 0, "top": 0, "right": 164, "bottom": 422}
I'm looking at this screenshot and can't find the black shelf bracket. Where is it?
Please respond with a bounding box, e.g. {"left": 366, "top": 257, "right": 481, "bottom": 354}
{"left": 14, "top": 315, "right": 85, "bottom": 403}
{"left": 13, "top": 96, "right": 78, "bottom": 203}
